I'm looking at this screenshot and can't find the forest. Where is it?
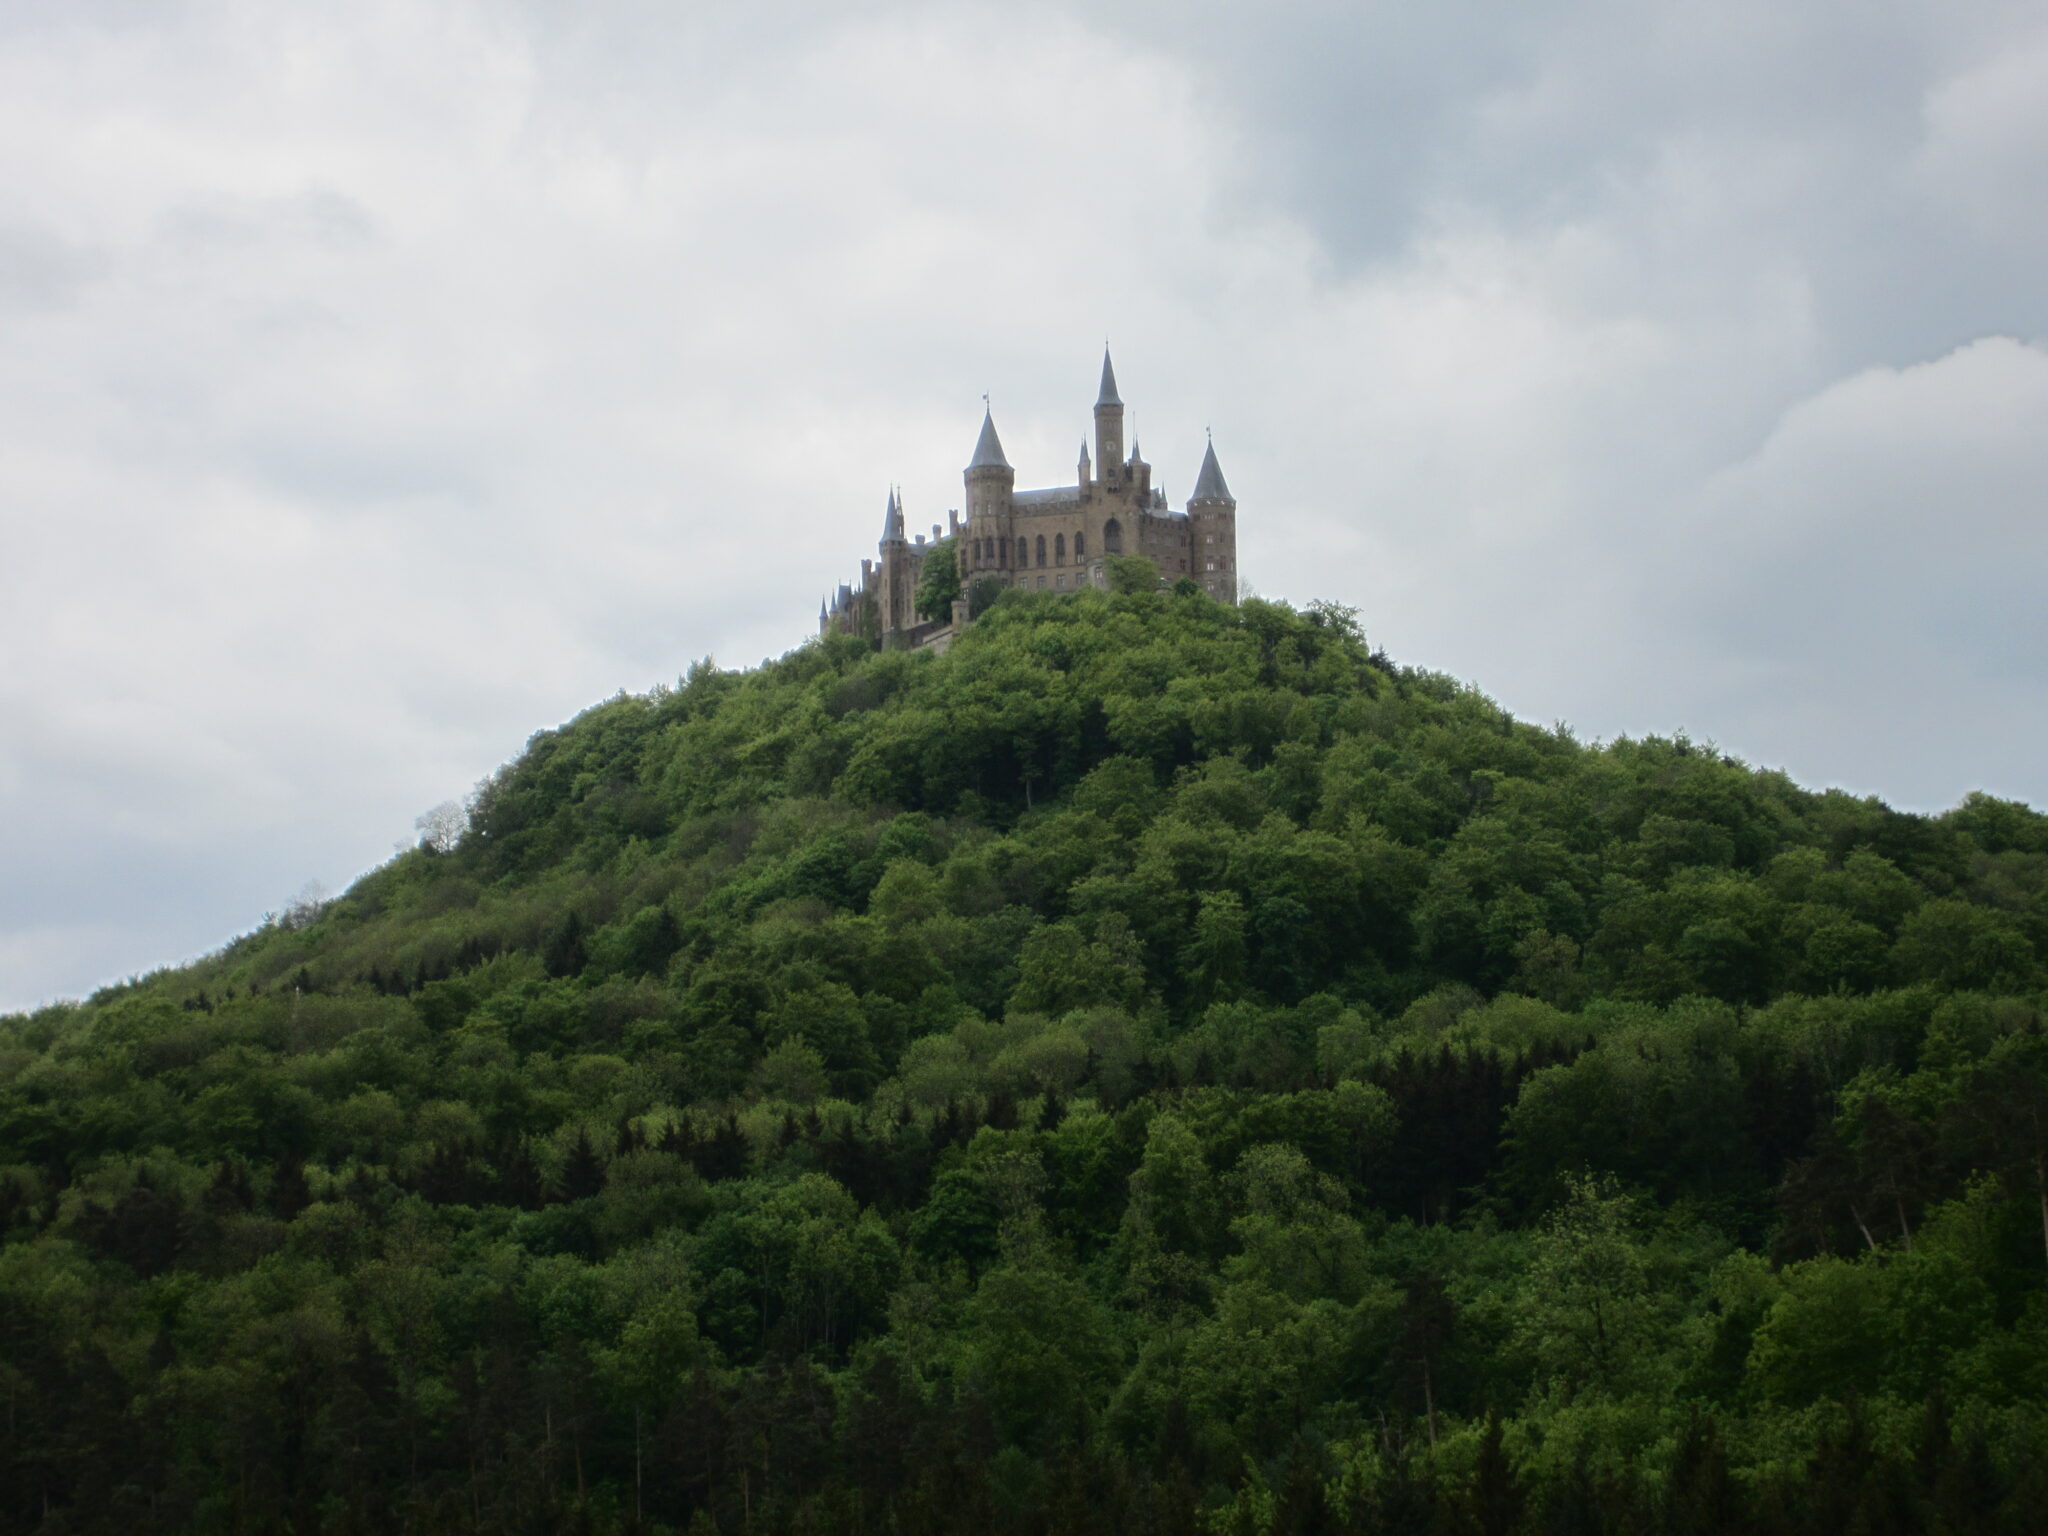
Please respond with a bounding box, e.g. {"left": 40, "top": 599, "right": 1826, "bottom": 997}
{"left": 4, "top": 575, "right": 2047, "bottom": 1534}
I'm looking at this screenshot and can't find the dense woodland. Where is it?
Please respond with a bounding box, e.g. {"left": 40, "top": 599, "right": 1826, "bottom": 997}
{"left": 6, "top": 573, "right": 2048, "bottom": 1534}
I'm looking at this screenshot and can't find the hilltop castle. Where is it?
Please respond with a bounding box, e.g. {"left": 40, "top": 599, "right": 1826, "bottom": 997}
{"left": 821, "top": 351, "right": 1239, "bottom": 647}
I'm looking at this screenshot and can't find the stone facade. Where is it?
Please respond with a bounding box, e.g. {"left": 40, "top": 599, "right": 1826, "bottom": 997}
{"left": 822, "top": 352, "right": 1239, "bottom": 646}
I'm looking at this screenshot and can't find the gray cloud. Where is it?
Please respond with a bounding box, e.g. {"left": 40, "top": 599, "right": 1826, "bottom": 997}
{"left": 0, "top": 224, "right": 108, "bottom": 314}
{"left": 2, "top": 1, "right": 2045, "bottom": 1009}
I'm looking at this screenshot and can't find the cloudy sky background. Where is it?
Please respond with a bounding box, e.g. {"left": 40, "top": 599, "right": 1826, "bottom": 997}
{"left": 3, "top": 0, "right": 2045, "bottom": 1011}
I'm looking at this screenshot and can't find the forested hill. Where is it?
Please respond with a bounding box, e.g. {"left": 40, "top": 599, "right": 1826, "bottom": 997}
{"left": 6, "top": 582, "right": 2048, "bottom": 1535}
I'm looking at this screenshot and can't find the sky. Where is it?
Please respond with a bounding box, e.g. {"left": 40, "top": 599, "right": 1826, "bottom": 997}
{"left": 3, "top": 0, "right": 2045, "bottom": 1011}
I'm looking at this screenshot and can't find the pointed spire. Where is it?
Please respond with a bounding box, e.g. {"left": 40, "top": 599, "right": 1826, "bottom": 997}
{"left": 1192, "top": 439, "right": 1232, "bottom": 502}
{"left": 1096, "top": 348, "right": 1121, "bottom": 408}
{"left": 969, "top": 407, "right": 1010, "bottom": 470}
{"left": 881, "top": 486, "right": 906, "bottom": 542}
{"left": 1128, "top": 438, "right": 1142, "bottom": 465}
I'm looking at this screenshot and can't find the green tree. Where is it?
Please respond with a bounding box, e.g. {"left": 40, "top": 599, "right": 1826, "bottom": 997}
{"left": 968, "top": 573, "right": 1007, "bottom": 618}
{"left": 1513, "top": 1174, "right": 1663, "bottom": 1398}
{"left": 915, "top": 537, "right": 961, "bottom": 623}
{"left": 959, "top": 1259, "right": 1118, "bottom": 1448}
{"left": 1103, "top": 554, "right": 1160, "bottom": 594}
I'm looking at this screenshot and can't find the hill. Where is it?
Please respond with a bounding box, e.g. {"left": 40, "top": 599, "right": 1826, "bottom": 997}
{"left": 5, "top": 583, "right": 2048, "bottom": 1534}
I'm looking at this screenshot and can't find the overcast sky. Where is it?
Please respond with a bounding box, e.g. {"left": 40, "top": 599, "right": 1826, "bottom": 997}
{"left": 4, "top": 0, "right": 2045, "bottom": 1011}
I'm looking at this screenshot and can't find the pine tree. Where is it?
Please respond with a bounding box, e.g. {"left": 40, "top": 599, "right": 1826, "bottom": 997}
{"left": 560, "top": 1128, "right": 607, "bottom": 1202}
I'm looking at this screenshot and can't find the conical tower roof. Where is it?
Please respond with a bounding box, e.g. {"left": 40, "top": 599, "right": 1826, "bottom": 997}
{"left": 968, "top": 408, "right": 1011, "bottom": 471}
{"left": 1096, "top": 349, "right": 1122, "bottom": 408}
{"left": 880, "top": 487, "right": 906, "bottom": 542}
{"left": 1192, "top": 439, "right": 1233, "bottom": 502}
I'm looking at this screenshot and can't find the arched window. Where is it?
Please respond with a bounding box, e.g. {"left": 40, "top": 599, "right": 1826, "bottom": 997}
{"left": 1054, "top": 533, "right": 1066, "bottom": 565}
{"left": 1035, "top": 535, "right": 1047, "bottom": 567}
{"left": 1074, "top": 531, "right": 1085, "bottom": 558}
{"left": 1103, "top": 518, "right": 1123, "bottom": 554}
{"left": 1018, "top": 536, "right": 1029, "bottom": 567}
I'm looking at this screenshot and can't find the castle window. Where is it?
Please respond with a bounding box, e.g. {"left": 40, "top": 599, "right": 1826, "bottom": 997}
{"left": 1055, "top": 574, "right": 1065, "bottom": 588}
{"left": 1103, "top": 518, "right": 1122, "bottom": 554}
{"left": 1018, "top": 536, "right": 1029, "bottom": 567}
{"left": 1035, "top": 535, "right": 1047, "bottom": 567}
{"left": 1075, "top": 531, "right": 1085, "bottom": 557}
{"left": 1054, "top": 533, "right": 1066, "bottom": 565}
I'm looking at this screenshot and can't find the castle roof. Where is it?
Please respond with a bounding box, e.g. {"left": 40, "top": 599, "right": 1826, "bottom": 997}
{"left": 968, "top": 409, "right": 1011, "bottom": 471}
{"left": 1192, "top": 440, "right": 1233, "bottom": 502}
{"left": 1097, "top": 349, "right": 1121, "bottom": 408}
{"left": 880, "top": 487, "right": 906, "bottom": 542}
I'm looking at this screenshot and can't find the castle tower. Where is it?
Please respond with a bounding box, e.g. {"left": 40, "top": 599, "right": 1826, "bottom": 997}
{"left": 1093, "top": 350, "right": 1124, "bottom": 490}
{"left": 964, "top": 406, "right": 1015, "bottom": 579}
{"left": 876, "top": 487, "right": 920, "bottom": 636}
{"left": 1188, "top": 438, "right": 1237, "bottom": 603}
{"left": 1128, "top": 438, "right": 1150, "bottom": 501}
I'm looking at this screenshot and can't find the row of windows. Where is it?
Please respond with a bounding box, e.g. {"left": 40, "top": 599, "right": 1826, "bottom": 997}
{"left": 970, "top": 532, "right": 1084, "bottom": 567}
{"left": 992, "top": 564, "right": 1220, "bottom": 593}
{"left": 967, "top": 520, "right": 1126, "bottom": 569}
{"left": 1007, "top": 563, "right": 1206, "bottom": 590}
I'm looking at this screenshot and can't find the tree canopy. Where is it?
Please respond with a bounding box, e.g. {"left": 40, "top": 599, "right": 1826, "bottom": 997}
{"left": 5, "top": 582, "right": 2048, "bottom": 1533}
{"left": 914, "top": 536, "right": 960, "bottom": 625}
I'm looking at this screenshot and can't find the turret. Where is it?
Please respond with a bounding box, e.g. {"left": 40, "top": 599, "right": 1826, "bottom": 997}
{"left": 968, "top": 407, "right": 1010, "bottom": 475}
{"left": 1078, "top": 439, "right": 1091, "bottom": 488}
{"left": 876, "top": 488, "right": 921, "bottom": 638}
{"left": 964, "top": 405, "right": 1015, "bottom": 567}
{"left": 1187, "top": 437, "right": 1238, "bottom": 605}
{"left": 1094, "top": 349, "right": 1124, "bottom": 489}
{"left": 1190, "top": 439, "right": 1232, "bottom": 505}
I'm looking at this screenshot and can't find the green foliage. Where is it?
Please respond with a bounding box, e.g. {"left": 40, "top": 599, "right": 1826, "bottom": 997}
{"left": 1102, "top": 553, "right": 1160, "bottom": 594}
{"left": 966, "top": 572, "right": 1007, "bottom": 618}
{"left": 5, "top": 587, "right": 2048, "bottom": 1531}
{"left": 915, "top": 535, "right": 961, "bottom": 623}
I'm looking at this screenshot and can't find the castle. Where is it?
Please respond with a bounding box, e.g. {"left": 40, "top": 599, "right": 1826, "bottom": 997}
{"left": 821, "top": 351, "right": 1239, "bottom": 647}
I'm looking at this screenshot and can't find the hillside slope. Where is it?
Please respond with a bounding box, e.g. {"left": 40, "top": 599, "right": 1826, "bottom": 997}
{"left": 5, "top": 584, "right": 2048, "bottom": 1534}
